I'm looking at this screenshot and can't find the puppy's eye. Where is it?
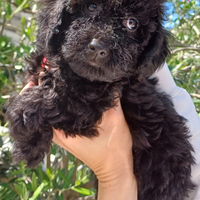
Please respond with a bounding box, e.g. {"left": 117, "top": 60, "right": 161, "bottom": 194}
{"left": 127, "top": 18, "right": 138, "bottom": 30}
{"left": 87, "top": 3, "right": 97, "bottom": 12}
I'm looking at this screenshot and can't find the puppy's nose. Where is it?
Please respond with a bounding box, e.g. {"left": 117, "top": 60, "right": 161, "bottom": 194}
{"left": 88, "top": 39, "right": 108, "bottom": 58}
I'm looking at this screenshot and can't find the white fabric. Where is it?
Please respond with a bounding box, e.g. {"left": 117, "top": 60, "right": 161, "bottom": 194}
{"left": 151, "top": 62, "right": 200, "bottom": 200}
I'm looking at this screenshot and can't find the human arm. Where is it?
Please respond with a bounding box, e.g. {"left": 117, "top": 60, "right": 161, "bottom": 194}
{"left": 151, "top": 62, "right": 200, "bottom": 162}
{"left": 151, "top": 62, "right": 200, "bottom": 200}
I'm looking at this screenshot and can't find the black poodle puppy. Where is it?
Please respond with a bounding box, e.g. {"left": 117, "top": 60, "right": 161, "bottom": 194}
{"left": 6, "top": 0, "right": 195, "bottom": 199}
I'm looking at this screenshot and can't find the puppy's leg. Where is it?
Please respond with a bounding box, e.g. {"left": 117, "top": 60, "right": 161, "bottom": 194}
{"left": 121, "top": 78, "right": 195, "bottom": 200}
{"left": 6, "top": 79, "right": 108, "bottom": 167}
{"left": 6, "top": 85, "right": 55, "bottom": 167}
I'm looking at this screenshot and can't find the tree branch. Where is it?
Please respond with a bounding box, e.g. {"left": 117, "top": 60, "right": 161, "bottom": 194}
{"left": 169, "top": 40, "right": 190, "bottom": 48}
{"left": 0, "top": 110, "right": 5, "bottom": 118}
{"left": 171, "top": 47, "right": 200, "bottom": 54}
{"left": 181, "top": 65, "right": 200, "bottom": 71}
{"left": 190, "top": 93, "right": 200, "bottom": 99}
{"left": 0, "top": 14, "right": 6, "bottom": 37}
{"left": 72, "top": 158, "right": 80, "bottom": 183}
{"left": 0, "top": 63, "right": 14, "bottom": 68}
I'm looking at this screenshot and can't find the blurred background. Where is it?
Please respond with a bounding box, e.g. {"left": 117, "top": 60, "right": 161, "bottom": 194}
{"left": 0, "top": 0, "right": 200, "bottom": 199}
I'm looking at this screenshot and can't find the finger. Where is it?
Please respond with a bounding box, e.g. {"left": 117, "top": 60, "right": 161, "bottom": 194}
{"left": 39, "top": 65, "right": 50, "bottom": 85}
{"left": 44, "top": 65, "right": 50, "bottom": 70}
{"left": 38, "top": 71, "right": 45, "bottom": 85}
{"left": 20, "top": 81, "right": 36, "bottom": 94}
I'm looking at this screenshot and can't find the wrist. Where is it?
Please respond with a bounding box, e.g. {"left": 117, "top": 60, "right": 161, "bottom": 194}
{"left": 95, "top": 151, "right": 137, "bottom": 200}
{"left": 93, "top": 148, "right": 134, "bottom": 183}
{"left": 97, "top": 170, "right": 137, "bottom": 200}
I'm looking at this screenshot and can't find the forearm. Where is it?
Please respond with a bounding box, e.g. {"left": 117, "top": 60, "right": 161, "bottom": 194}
{"left": 152, "top": 62, "right": 200, "bottom": 200}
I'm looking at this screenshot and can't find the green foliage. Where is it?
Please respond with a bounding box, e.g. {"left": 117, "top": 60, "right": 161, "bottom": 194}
{"left": 0, "top": 129, "right": 95, "bottom": 200}
{"left": 0, "top": 0, "right": 37, "bottom": 120}
{"left": 167, "top": 0, "right": 200, "bottom": 111}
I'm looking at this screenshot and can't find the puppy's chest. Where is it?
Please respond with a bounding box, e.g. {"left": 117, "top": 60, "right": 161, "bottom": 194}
{"left": 59, "top": 76, "right": 149, "bottom": 114}
{"left": 54, "top": 73, "right": 155, "bottom": 134}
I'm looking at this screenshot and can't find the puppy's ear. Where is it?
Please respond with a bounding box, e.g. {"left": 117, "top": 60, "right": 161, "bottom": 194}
{"left": 138, "top": 0, "right": 170, "bottom": 77}
{"left": 36, "top": 0, "right": 71, "bottom": 54}
{"left": 138, "top": 28, "right": 170, "bottom": 77}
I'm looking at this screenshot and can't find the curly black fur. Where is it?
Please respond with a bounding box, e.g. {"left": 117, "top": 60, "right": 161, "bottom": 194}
{"left": 6, "top": 0, "right": 195, "bottom": 199}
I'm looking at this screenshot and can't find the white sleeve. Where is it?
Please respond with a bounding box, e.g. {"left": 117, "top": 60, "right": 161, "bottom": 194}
{"left": 151, "top": 62, "right": 200, "bottom": 200}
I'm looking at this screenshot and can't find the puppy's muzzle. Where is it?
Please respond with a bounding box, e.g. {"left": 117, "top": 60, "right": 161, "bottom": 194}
{"left": 88, "top": 39, "right": 109, "bottom": 65}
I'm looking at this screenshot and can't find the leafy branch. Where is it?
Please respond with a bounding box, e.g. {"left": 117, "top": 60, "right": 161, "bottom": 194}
{"left": 174, "top": 4, "right": 200, "bottom": 38}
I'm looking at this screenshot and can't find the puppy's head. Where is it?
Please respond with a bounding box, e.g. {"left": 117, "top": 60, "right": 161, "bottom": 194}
{"left": 37, "top": 0, "right": 170, "bottom": 82}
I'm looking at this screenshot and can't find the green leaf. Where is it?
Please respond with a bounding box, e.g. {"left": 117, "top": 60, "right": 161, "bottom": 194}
{"left": 29, "top": 181, "right": 48, "bottom": 200}
{"left": 19, "top": 161, "right": 25, "bottom": 174}
{"left": 36, "top": 167, "right": 49, "bottom": 182}
{"left": 10, "top": 0, "right": 29, "bottom": 18}
{"left": 13, "top": 182, "right": 29, "bottom": 199}
{"left": 15, "top": 0, "right": 23, "bottom": 6}
{"left": 14, "top": 183, "right": 23, "bottom": 195}
{"left": 0, "top": 187, "right": 18, "bottom": 200}
{"left": 61, "top": 166, "right": 75, "bottom": 189}
{"left": 31, "top": 172, "right": 38, "bottom": 191}
{"left": 21, "top": 17, "right": 26, "bottom": 28}
{"left": 6, "top": 4, "right": 12, "bottom": 16}
{"left": 1, "top": 41, "right": 7, "bottom": 48}
{"left": 57, "top": 169, "right": 69, "bottom": 189}
{"left": 71, "top": 187, "right": 95, "bottom": 196}
{"left": 21, "top": 183, "right": 29, "bottom": 200}
{"left": 46, "top": 168, "right": 51, "bottom": 179}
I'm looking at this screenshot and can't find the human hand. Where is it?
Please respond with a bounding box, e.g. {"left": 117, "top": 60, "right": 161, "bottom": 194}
{"left": 53, "top": 99, "right": 133, "bottom": 182}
